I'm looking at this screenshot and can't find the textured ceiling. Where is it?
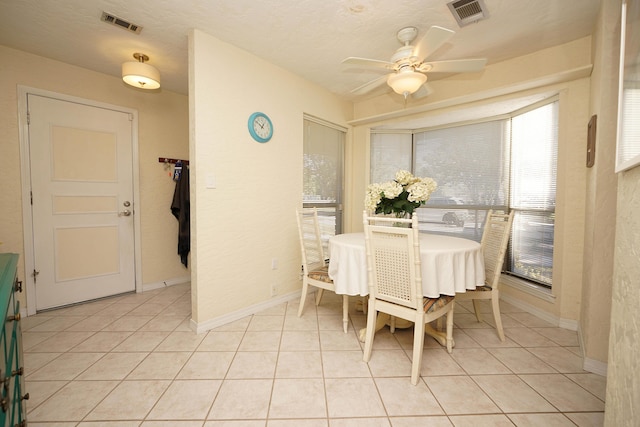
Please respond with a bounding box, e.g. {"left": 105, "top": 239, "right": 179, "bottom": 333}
{"left": 0, "top": 0, "right": 600, "bottom": 100}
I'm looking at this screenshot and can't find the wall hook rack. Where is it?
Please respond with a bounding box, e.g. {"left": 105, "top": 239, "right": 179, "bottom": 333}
{"left": 158, "top": 157, "right": 189, "bottom": 165}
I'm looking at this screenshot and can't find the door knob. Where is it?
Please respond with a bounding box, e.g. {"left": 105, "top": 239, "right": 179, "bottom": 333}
{"left": 118, "top": 210, "right": 131, "bottom": 217}
{"left": 123, "top": 201, "right": 131, "bottom": 207}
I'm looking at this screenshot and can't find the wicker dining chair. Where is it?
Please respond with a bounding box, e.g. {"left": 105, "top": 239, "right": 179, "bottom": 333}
{"left": 456, "top": 210, "right": 514, "bottom": 341}
{"left": 296, "top": 208, "right": 349, "bottom": 333}
{"left": 362, "top": 211, "right": 455, "bottom": 385}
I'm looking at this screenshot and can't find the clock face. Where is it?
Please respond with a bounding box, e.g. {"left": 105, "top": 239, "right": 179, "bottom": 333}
{"left": 248, "top": 112, "right": 273, "bottom": 142}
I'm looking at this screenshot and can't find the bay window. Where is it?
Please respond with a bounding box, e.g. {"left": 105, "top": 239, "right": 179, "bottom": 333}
{"left": 370, "top": 99, "right": 558, "bottom": 288}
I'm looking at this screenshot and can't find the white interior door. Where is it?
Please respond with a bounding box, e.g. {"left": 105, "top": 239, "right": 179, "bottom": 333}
{"left": 27, "top": 94, "right": 136, "bottom": 310}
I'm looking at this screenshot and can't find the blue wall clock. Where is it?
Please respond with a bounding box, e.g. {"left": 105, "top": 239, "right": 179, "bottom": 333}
{"left": 248, "top": 112, "right": 273, "bottom": 143}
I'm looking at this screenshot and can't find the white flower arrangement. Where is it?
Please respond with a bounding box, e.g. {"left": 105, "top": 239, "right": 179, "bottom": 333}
{"left": 365, "top": 170, "right": 437, "bottom": 216}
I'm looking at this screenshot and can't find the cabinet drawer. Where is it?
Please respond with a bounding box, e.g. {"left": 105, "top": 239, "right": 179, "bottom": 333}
{"left": 0, "top": 254, "right": 24, "bottom": 427}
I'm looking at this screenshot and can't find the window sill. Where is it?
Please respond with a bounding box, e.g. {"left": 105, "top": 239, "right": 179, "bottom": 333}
{"left": 501, "top": 274, "right": 555, "bottom": 303}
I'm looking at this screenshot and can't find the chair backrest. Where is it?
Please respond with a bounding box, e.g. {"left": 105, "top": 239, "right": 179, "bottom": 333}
{"left": 296, "top": 208, "right": 326, "bottom": 273}
{"left": 315, "top": 207, "right": 336, "bottom": 256}
{"left": 481, "top": 210, "right": 515, "bottom": 289}
{"left": 363, "top": 211, "right": 423, "bottom": 310}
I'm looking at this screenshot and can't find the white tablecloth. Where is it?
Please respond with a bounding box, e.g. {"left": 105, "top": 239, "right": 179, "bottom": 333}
{"left": 328, "top": 232, "right": 485, "bottom": 298}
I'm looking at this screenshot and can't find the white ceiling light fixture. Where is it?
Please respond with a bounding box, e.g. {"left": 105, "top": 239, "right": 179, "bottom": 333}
{"left": 343, "top": 26, "right": 486, "bottom": 100}
{"left": 387, "top": 66, "right": 427, "bottom": 99}
{"left": 122, "top": 53, "right": 160, "bottom": 89}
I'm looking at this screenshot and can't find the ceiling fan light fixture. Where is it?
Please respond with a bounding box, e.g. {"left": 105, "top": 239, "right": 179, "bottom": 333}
{"left": 122, "top": 53, "right": 161, "bottom": 89}
{"left": 387, "top": 70, "right": 427, "bottom": 97}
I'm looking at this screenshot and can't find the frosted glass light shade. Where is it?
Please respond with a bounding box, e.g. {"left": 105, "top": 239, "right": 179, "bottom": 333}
{"left": 387, "top": 71, "right": 426, "bottom": 95}
{"left": 122, "top": 61, "right": 161, "bottom": 89}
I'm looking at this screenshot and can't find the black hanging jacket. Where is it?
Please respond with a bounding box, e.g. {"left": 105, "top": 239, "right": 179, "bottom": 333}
{"left": 171, "top": 166, "right": 190, "bottom": 267}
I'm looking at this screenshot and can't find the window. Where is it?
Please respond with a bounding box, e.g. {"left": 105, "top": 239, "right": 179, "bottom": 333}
{"left": 414, "top": 120, "right": 510, "bottom": 241}
{"left": 370, "top": 100, "right": 558, "bottom": 288}
{"left": 509, "top": 102, "right": 558, "bottom": 286}
{"left": 370, "top": 132, "right": 412, "bottom": 183}
{"left": 616, "top": 0, "right": 640, "bottom": 172}
{"left": 303, "top": 116, "right": 346, "bottom": 243}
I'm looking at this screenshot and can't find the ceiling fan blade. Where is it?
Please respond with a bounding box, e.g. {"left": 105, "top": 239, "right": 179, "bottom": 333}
{"left": 342, "top": 57, "right": 395, "bottom": 70}
{"left": 420, "top": 58, "right": 487, "bottom": 73}
{"left": 413, "top": 26, "right": 455, "bottom": 60}
{"left": 350, "top": 74, "right": 390, "bottom": 95}
{"left": 412, "top": 83, "right": 434, "bottom": 99}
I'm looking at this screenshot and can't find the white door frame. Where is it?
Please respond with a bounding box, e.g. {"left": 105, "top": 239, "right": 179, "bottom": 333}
{"left": 17, "top": 86, "right": 143, "bottom": 316}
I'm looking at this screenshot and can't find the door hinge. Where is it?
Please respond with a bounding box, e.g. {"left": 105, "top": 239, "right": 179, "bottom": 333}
{"left": 30, "top": 191, "right": 33, "bottom": 205}
{"left": 27, "top": 111, "right": 30, "bottom": 125}
{"left": 32, "top": 269, "right": 40, "bottom": 284}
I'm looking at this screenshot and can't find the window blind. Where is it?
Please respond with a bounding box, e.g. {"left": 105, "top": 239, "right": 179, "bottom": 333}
{"left": 508, "top": 101, "right": 558, "bottom": 285}
{"left": 370, "top": 133, "right": 413, "bottom": 183}
{"left": 617, "top": 88, "right": 640, "bottom": 169}
{"left": 414, "top": 120, "right": 509, "bottom": 207}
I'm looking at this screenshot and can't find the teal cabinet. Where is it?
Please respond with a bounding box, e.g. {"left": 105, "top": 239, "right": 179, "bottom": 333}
{"left": 0, "top": 254, "right": 27, "bottom": 427}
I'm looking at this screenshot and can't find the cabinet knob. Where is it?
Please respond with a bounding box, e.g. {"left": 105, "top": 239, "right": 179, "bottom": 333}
{"left": 12, "top": 367, "right": 24, "bottom": 376}
{"left": 21, "top": 392, "right": 29, "bottom": 401}
{"left": 7, "top": 313, "right": 20, "bottom": 322}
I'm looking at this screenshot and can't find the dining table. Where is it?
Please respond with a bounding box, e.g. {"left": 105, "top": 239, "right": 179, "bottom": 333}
{"left": 328, "top": 232, "right": 485, "bottom": 346}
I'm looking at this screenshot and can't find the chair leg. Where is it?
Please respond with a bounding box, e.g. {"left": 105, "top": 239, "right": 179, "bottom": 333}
{"left": 315, "top": 289, "right": 325, "bottom": 306}
{"left": 491, "top": 293, "right": 505, "bottom": 342}
{"left": 362, "top": 300, "right": 377, "bottom": 362}
{"left": 472, "top": 299, "right": 483, "bottom": 322}
{"left": 297, "top": 281, "right": 309, "bottom": 318}
{"left": 411, "top": 316, "right": 425, "bottom": 385}
{"left": 389, "top": 316, "right": 396, "bottom": 333}
{"left": 445, "top": 304, "right": 455, "bottom": 353}
{"left": 342, "top": 295, "right": 349, "bottom": 333}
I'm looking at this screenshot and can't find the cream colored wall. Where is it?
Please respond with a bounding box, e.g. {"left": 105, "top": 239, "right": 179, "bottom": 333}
{"left": 0, "top": 45, "right": 189, "bottom": 312}
{"left": 607, "top": 166, "right": 640, "bottom": 424}
{"left": 189, "top": 29, "right": 351, "bottom": 326}
{"left": 347, "top": 39, "right": 593, "bottom": 327}
{"left": 581, "top": 0, "right": 620, "bottom": 369}
{"left": 604, "top": 0, "right": 640, "bottom": 423}
{"left": 343, "top": 126, "right": 370, "bottom": 233}
{"left": 549, "top": 78, "right": 590, "bottom": 325}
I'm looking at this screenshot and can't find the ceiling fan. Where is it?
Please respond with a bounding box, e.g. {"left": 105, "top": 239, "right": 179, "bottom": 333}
{"left": 342, "top": 26, "right": 487, "bottom": 99}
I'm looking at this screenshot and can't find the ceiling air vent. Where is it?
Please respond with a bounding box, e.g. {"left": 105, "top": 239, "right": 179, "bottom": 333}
{"left": 447, "top": 0, "right": 489, "bottom": 27}
{"left": 100, "top": 11, "right": 143, "bottom": 34}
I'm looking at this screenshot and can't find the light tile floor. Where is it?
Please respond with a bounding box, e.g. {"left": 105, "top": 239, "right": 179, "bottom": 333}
{"left": 23, "top": 283, "right": 606, "bottom": 426}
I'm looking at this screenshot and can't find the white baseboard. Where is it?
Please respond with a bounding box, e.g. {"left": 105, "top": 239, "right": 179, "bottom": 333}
{"left": 190, "top": 289, "right": 303, "bottom": 334}
{"left": 558, "top": 317, "right": 579, "bottom": 331}
{"left": 500, "top": 293, "right": 564, "bottom": 327}
{"left": 142, "top": 276, "right": 191, "bottom": 292}
{"left": 502, "top": 293, "right": 607, "bottom": 376}
{"left": 576, "top": 324, "right": 608, "bottom": 376}
{"left": 583, "top": 357, "right": 608, "bottom": 376}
